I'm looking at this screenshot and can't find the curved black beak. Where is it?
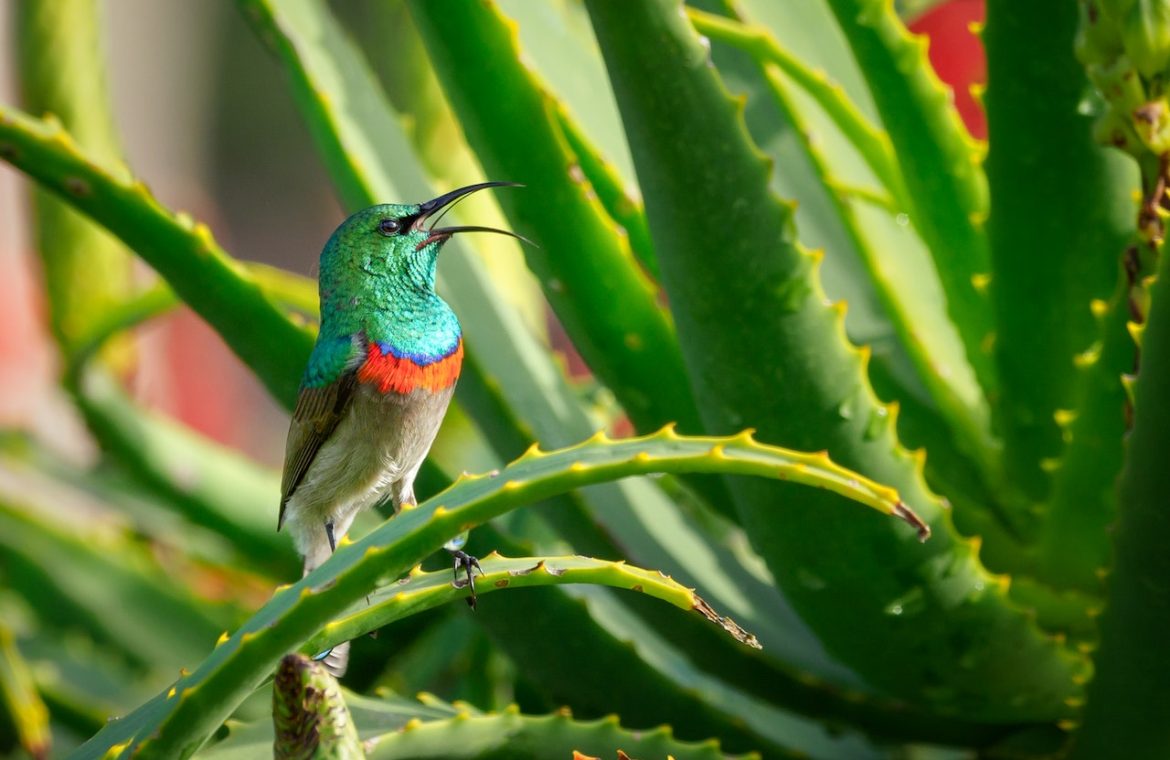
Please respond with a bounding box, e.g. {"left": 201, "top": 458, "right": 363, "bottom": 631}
{"left": 416, "top": 181, "right": 521, "bottom": 219}
{"left": 412, "top": 181, "right": 535, "bottom": 250}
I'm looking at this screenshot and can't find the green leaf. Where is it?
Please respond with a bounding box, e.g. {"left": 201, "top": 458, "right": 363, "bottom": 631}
{"left": 0, "top": 489, "right": 231, "bottom": 673}
{"left": 585, "top": 0, "right": 1084, "bottom": 719}
{"left": 685, "top": 8, "right": 905, "bottom": 209}
{"left": 471, "top": 579, "right": 846, "bottom": 757}
{"left": 1034, "top": 255, "right": 1135, "bottom": 591}
{"left": 16, "top": 0, "right": 135, "bottom": 357}
{"left": 364, "top": 708, "right": 750, "bottom": 760}
{"left": 1071, "top": 235, "right": 1170, "bottom": 757}
{"left": 73, "top": 429, "right": 919, "bottom": 758}
{"left": 72, "top": 373, "right": 298, "bottom": 577}
{"left": 984, "top": 0, "right": 1138, "bottom": 511}
{"left": 552, "top": 104, "right": 658, "bottom": 280}
{"left": 202, "top": 691, "right": 755, "bottom": 760}
{"left": 0, "top": 621, "right": 51, "bottom": 760}
{"left": 0, "top": 105, "right": 313, "bottom": 408}
{"left": 685, "top": 2, "right": 1008, "bottom": 525}
{"left": 690, "top": 6, "right": 1002, "bottom": 508}
{"left": 303, "top": 554, "right": 760, "bottom": 659}
{"left": 824, "top": 0, "right": 996, "bottom": 395}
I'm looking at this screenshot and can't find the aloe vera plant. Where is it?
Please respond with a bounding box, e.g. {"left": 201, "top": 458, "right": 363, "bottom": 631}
{"left": 2, "top": 0, "right": 1169, "bottom": 757}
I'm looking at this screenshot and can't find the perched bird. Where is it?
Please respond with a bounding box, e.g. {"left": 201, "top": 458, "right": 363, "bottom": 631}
{"left": 279, "top": 182, "right": 523, "bottom": 675}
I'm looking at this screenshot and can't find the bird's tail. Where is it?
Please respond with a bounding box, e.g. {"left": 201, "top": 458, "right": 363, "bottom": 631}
{"left": 313, "top": 640, "right": 350, "bottom": 678}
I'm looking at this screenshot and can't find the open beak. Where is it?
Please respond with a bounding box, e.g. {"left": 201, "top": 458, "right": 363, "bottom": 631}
{"left": 412, "top": 181, "right": 534, "bottom": 249}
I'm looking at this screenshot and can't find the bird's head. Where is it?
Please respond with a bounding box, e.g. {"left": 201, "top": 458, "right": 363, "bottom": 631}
{"left": 321, "top": 181, "right": 527, "bottom": 293}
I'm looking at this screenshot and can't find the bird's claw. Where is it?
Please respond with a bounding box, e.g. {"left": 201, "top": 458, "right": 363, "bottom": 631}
{"left": 450, "top": 550, "right": 483, "bottom": 608}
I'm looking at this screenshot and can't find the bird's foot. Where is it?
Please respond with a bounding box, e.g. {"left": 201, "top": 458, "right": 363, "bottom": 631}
{"left": 450, "top": 550, "right": 483, "bottom": 609}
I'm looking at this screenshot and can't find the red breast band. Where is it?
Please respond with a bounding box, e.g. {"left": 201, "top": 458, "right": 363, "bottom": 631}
{"left": 357, "top": 340, "right": 463, "bottom": 394}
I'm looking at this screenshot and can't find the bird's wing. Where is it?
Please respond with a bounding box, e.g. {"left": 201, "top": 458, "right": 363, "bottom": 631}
{"left": 279, "top": 338, "right": 365, "bottom": 529}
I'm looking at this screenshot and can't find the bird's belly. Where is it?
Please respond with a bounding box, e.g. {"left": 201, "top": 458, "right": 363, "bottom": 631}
{"left": 283, "top": 384, "right": 453, "bottom": 548}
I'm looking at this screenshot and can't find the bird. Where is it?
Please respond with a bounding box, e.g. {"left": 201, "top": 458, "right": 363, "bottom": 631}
{"left": 278, "top": 181, "right": 524, "bottom": 675}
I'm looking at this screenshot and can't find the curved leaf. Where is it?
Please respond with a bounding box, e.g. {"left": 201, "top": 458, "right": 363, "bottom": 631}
{"left": 824, "top": 0, "right": 995, "bottom": 394}
{"left": 303, "top": 554, "right": 760, "bottom": 658}
{"left": 685, "top": 8, "right": 905, "bottom": 209}
{"left": 0, "top": 105, "right": 313, "bottom": 407}
{"left": 73, "top": 429, "right": 920, "bottom": 758}
{"left": 201, "top": 692, "right": 755, "bottom": 760}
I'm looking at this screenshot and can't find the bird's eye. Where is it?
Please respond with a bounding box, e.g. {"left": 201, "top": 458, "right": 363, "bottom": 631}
{"left": 378, "top": 218, "right": 401, "bottom": 236}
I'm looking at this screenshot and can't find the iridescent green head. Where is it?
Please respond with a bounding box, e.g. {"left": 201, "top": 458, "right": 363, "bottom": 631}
{"left": 312, "top": 182, "right": 523, "bottom": 372}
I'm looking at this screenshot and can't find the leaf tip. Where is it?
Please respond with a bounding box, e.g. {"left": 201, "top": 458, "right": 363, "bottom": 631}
{"left": 893, "top": 501, "right": 931, "bottom": 542}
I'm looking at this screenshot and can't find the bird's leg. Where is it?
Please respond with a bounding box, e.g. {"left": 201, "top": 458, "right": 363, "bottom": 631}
{"left": 397, "top": 487, "right": 483, "bottom": 608}
{"left": 325, "top": 520, "right": 337, "bottom": 553}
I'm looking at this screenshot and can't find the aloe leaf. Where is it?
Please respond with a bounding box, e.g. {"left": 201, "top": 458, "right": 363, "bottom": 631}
{"left": 0, "top": 105, "right": 313, "bottom": 408}
{"left": 0, "top": 621, "right": 51, "bottom": 760}
{"left": 735, "top": 0, "right": 878, "bottom": 118}
{"left": 272, "top": 655, "right": 363, "bottom": 760}
{"left": 493, "top": 0, "right": 638, "bottom": 187}
{"left": 586, "top": 0, "right": 1085, "bottom": 718}
{"left": 489, "top": 0, "right": 653, "bottom": 277}
{"left": 473, "top": 578, "right": 852, "bottom": 757}
{"left": 552, "top": 105, "right": 658, "bottom": 280}
{"left": 686, "top": 8, "right": 905, "bottom": 209}
{"left": 1035, "top": 257, "right": 1139, "bottom": 592}
{"left": 302, "top": 554, "right": 760, "bottom": 659}
{"left": 687, "top": 2, "right": 1009, "bottom": 527}
{"left": 18, "top": 630, "right": 154, "bottom": 739}
{"left": 691, "top": 6, "right": 1002, "bottom": 507}
{"left": 0, "top": 492, "right": 231, "bottom": 673}
{"left": 702, "top": 0, "right": 891, "bottom": 348}
{"left": 408, "top": 0, "right": 704, "bottom": 437}
{"left": 363, "top": 708, "right": 755, "bottom": 760}
{"left": 1070, "top": 241, "right": 1170, "bottom": 756}
{"left": 984, "top": 0, "right": 1139, "bottom": 507}
{"left": 16, "top": 0, "right": 135, "bottom": 361}
{"left": 72, "top": 373, "right": 298, "bottom": 577}
{"left": 73, "top": 430, "right": 919, "bottom": 758}
{"left": 468, "top": 521, "right": 994, "bottom": 749}
{"left": 202, "top": 691, "right": 752, "bottom": 760}
{"left": 824, "top": 0, "right": 996, "bottom": 394}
